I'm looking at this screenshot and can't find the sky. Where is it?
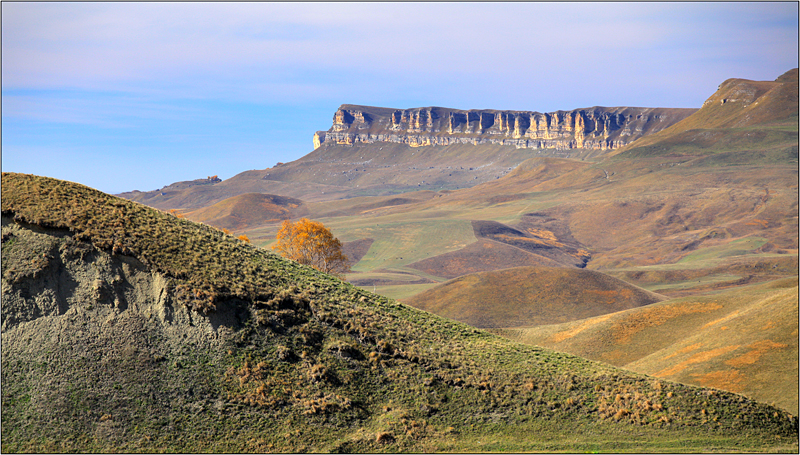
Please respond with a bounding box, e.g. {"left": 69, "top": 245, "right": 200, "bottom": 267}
{"left": 2, "top": 2, "right": 798, "bottom": 194}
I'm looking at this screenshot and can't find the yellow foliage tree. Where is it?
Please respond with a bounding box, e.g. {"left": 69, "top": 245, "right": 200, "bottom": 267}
{"left": 272, "top": 218, "right": 349, "bottom": 278}
{"left": 237, "top": 234, "right": 251, "bottom": 243}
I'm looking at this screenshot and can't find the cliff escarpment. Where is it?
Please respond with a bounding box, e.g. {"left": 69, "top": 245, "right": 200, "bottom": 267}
{"left": 314, "top": 105, "right": 697, "bottom": 152}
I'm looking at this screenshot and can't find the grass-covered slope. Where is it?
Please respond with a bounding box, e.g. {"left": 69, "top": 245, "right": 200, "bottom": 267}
{"left": 181, "top": 192, "right": 307, "bottom": 232}
{"left": 117, "top": 142, "right": 536, "bottom": 210}
{"left": 2, "top": 172, "right": 798, "bottom": 453}
{"left": 403, "top": 266, "right": 666, "bottom": 328}
{"left": 610, "top": 68, "right": 798, "bottom": 155}
{"left": 495, "top": 278, "right": 799, "bottom": 415}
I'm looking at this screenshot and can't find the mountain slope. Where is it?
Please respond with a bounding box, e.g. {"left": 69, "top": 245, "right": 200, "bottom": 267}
{"left": 2, "top": 172, "right": 797, "bottom": 452}
{"left": 609, "top": 68, "right": 798, "bottom": 158}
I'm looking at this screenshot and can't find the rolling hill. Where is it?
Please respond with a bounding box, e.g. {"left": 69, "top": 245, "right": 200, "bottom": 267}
{"left": 180, "top": 192, "right": 307, "bottom": 232}
{"left": 2, "top": 172, "right": 797, "bottom": 452}
{"left": 494, "top": 277, "right": 799, "bottom": 416}
{"left": 100, "top": 68, "right": 798, "bottom": 439}
{"left": 403, "top": 266, "right": 666, "bottom": 328}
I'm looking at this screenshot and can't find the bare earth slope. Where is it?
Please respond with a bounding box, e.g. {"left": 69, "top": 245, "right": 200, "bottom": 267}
{"left": 2, "top": 173, "right": 797, "bottom": 452}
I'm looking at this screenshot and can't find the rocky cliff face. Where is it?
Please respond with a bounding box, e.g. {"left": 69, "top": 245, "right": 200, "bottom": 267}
{"left": 314, "top": 104, "right": 697, "bottom": 151}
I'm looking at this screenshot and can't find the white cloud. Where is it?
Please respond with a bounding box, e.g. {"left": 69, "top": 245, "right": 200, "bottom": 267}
{"left": 4, "top": 2, "right": 795, "bottom": 108}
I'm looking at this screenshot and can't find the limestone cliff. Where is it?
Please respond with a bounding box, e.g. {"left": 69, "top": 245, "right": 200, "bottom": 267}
{"left": 314, "top": 105, "right": 697, "bottom": 151}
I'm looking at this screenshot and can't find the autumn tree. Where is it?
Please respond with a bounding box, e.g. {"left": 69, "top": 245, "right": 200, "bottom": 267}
{"left": 272, "top": 218, "right": 349, "bottom": 278}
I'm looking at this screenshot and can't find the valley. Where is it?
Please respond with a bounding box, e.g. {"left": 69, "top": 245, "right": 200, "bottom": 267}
{"left": 169, "top": 69, "right": 798, "bottom": 416}
{"left": 2, "top": 173, "right": 797, "bottom": 452}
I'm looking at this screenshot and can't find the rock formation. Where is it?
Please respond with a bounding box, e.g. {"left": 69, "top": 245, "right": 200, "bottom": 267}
{"left": 314, "top": 105, "right": 697, "bottom": 151}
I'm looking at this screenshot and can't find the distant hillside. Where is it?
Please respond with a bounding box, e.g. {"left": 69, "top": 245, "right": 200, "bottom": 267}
{"left": 494, "top": 278, "right": 799, "bottom": 415}
{"left": 404, "top": 266, "right": 666, "bottom": 328}
{"left": 408, "top": 239, "right": 566, "bottom": 279}
{"left": 181, "top": 192, "right": 307, "bottom": 232}
{"left": 610, "top": 68, "right": 798, "bottom": 158}
{"left": 117, "top": 103, "right": 695, "bottom": 210}
{"left": 2, "top": 172, "right": 797, "bottom": 452}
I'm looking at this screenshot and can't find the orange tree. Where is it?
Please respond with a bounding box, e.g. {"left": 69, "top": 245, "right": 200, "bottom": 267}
{"left": 272, "top": 218, "right": 349, "bottom": 278}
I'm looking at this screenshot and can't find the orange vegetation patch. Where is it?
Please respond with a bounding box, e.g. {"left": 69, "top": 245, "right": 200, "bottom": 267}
{"left": 612, "top": 301, "right": 723, "bottom": 344}
{"left": 525, "top": 228, "right": 559, "bottom": 242}
{"left": 689, "top": 369, "right": 746, "bottom": 393}
{"left": 655, "top": 345, "right": 740, "bottom": 377}
{"left": 662, "top": 342, "right": 703, "bottom": 361}
{"left": 549, "top": 313, "right": 615, "bottom": 343}
{"left": 746, "top": 219, "right": 769, "bottom": 228}
{"left": 701, "top": 310, "right": 741, "bottom": 330}
{"left": 725, "top": 340, "right": 789, "bottom": 368}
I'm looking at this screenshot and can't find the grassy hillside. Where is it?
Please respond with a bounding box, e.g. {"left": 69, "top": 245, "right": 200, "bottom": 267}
{"left": 2, "top": 172, "right": 797, "bottom": 452}
{"left": 181, "top": 192, "right": 307, "bottom": 232}
{"left": 404, "top": 266, "right": 666, "bottom": 328}
{"left": 99, "top": 70, "right": 798, "bottom": 438}
{"left": 408, "top": 239, "right": 566, "bottom": 279}
{"left": 613, "top": 68, "right": 798, "bottom": 153}
{"left": 495, "top": 278, "right": 799, "bottom": 415}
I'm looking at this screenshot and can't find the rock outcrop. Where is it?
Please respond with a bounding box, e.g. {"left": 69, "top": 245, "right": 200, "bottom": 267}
{"left": 314, "top": 104, "right": 697, "bottom": 151}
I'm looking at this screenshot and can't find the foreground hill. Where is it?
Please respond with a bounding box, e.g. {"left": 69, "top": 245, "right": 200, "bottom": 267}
{"left": 494, "top": 277, "right": 799, "bottom": 415}
{"left": 2, "top": 173, "right": 797, "bottom": 452}
{"left": 404, "top": 266, "right": 666, "bottom": 328}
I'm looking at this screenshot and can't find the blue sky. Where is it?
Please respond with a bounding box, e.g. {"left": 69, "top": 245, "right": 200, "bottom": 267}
{"left": 3, "top": 2, "right": 797, "bottom": 194}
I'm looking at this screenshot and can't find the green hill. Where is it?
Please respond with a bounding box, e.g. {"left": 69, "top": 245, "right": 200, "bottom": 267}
{"left": 2, "top": 172, "right": 797, "bottom": 452}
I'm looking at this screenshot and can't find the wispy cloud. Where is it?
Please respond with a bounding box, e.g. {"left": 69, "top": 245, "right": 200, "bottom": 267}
{"left": 6, "top": 3, "right": 793, "bottom": 100}
{"left": 2, "top": 2, "right": 797, "bottom": 193}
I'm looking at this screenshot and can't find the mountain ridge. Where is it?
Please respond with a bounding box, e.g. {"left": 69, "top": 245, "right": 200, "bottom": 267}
{"left": 116, "top": 103, "right": 696, "bottom": 210}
